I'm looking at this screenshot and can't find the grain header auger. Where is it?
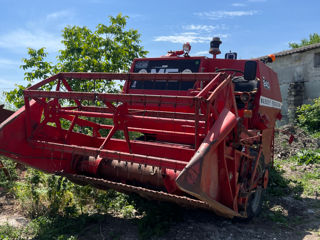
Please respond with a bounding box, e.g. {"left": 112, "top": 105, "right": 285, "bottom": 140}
{"left": 0, "top": 38, "right": 282, "bottom": 218}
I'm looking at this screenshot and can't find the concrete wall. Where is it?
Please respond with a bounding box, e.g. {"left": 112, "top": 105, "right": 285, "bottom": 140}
{"left": 266, "top": 48, "right": 320, "bottom": 124}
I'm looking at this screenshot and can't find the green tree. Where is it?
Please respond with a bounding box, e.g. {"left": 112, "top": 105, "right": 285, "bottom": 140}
{"left": 289, "top": 33, "right": 320, "bottom": 49}
{"left": 5, "top": 14, "right": 148, "bottom": 108}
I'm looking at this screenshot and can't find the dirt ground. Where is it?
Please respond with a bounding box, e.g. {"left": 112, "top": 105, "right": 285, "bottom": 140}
{"left": 74, "top": 198, "right": 319, "bottom": 240}
{"left": 0, "top": 192, "right": 28, "bottom": 229}
{"left": 77, "top": 195, "right": 320, "bottom": 240}
{"left": 0, "top": 125, "right": 320, "bottom": 239}
{"left": 2, "top": 195, "right": 318, "bottom": 240}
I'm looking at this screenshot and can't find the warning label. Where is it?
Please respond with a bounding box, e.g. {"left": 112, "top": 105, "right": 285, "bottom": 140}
{"left": 260, "top": 96, "right": 282, "bottom": 109}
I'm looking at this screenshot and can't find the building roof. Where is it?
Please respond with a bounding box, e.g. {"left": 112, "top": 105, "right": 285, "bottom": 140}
{"left": 259, "top": 42, "right": 320, "bottom": 61}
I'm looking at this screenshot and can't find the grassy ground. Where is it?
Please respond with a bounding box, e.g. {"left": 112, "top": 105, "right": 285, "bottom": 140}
{"left": 0, "top": 145, "right": 320, "bottom": 239}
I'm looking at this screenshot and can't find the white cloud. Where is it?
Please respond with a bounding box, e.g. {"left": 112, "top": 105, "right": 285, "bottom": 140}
{"left": 0, "top": 29, "right": 62, "bottom": 53}
{"left": 182, "top": 24, "right": 218, "bottom": 32}
{"left": 195, "top": 51, "right": 210, "bottom": 56}
{"left": 232, "top": 3, "right": 246, "bottom": 7}
{"left": 129, "top": 14, "right": 144, "bottom": 19}
{"left": 0, "top": 78, "right": 13, "bottom": 85}
{"left": 154, "top": 32, "right": 228, "bottom": 44}
{"left": 46, "top": 10, "right": 73, "bottom": 20}
{"left": 195, "top": 10, "right": 258, "bottom": 20}
{"left": 0, "top": 58, "right": 20, "bottom": 66}
{"left": 155, "top": 32, "right": 211, "bottom": 44}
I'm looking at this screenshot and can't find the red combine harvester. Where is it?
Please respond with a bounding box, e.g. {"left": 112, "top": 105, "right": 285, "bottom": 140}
{"left": 0, "top": 38, "right": 281, "bottom": 218}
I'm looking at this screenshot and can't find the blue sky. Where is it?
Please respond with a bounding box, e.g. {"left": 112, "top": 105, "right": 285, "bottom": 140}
{"left": 0, "top": 0, "right": 319, "bottom": 93}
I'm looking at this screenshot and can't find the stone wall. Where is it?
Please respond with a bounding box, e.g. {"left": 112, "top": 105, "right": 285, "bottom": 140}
{"left": 287, "top": 82, "right": 304, "bottom": 122}
{"left": 266, "top": 48, "right": 320, "bottom": 124}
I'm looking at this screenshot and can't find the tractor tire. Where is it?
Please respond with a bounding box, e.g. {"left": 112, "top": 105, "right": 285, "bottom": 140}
{"left": 246, "top": 188, "right": 264, "bottom": 219}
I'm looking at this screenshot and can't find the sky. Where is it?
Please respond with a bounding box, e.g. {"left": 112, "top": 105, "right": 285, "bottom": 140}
{"left": 0, "top": 0, "right": 319, "bottom": 93}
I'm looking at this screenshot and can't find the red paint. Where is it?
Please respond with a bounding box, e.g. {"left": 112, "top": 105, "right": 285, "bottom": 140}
{"left": 0, "top": 53, "right": 281, "bottom": 217}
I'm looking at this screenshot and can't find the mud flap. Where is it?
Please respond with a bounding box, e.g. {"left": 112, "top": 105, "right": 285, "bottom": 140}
{"left": 176, "top": 108, "right": 240, "bottom": 218}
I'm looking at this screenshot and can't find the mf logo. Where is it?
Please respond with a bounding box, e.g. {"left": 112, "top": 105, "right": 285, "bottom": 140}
{"left": 138, "top": 68, "right": 192, "bottom": 73}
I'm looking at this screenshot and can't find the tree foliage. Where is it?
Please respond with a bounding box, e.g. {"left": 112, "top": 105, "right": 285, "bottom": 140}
{"left": 289, "top": 33, "right": 320, "bottom": 49}
{"left": 5, "top": 14, "right": 148, "bottom": 108}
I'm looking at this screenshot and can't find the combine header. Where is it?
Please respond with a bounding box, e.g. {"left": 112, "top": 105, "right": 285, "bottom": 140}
{"left": 0, "top": 38, "right": 281, "bottom": 218}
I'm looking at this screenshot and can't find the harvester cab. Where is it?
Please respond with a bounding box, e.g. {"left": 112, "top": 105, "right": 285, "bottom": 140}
{"left": 0, "top": 37, "right": 282, "bottom": 218}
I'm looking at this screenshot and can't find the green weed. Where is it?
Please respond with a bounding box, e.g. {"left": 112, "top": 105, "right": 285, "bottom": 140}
{"left": 268, "top": 164, "right": 303, "bottom": 197}
{"left": 29, "top": 214, "right": 104, "bottom": 240}
{"left": 0, "top": 224, "right": 22, "bottom": 240}
{"left": 94, "top": 189, "right": 136, "bottom": 218}
{"left": 0, "top": 214, "right": 105, "bottom": 240}
{"left": 290, "top": 149, "right": 320, "bottom": 165}
{"left": 311, "top": 131, "right": 320, "bottom": 138}
{"left": 0, "top": 158, "right": 18, "bottom": 191}
{"left": 293, "top": 171, "right": 320, "bottom": 196}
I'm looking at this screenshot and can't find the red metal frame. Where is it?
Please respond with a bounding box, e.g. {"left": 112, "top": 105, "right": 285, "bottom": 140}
{"left": 0, "top": 56, "right": 282, "bottom": 218}
{"left": 22, "top": 72, "right": 228, "bottom": 162}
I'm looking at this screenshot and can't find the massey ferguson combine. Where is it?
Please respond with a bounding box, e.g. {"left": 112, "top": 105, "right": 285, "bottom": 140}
{"left": 0, "top": 38, "right": 282, "bottom": 218}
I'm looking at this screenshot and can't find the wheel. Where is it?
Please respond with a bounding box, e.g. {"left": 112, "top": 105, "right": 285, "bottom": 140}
{"left": 246, "top": 150, "right": 265, "bottom": 219}
{"left": 238, "top": 147, "right": 266, "bottom": 219}
{"left": 246, "top": 188, "right": 264, "bottom": 219}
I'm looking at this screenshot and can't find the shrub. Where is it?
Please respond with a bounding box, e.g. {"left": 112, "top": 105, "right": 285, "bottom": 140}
{"left": 296, "top": 97, "right": 320, "bottom": 133}
{"left": 0, "top": 157, "right": 18, "bottom": 191}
